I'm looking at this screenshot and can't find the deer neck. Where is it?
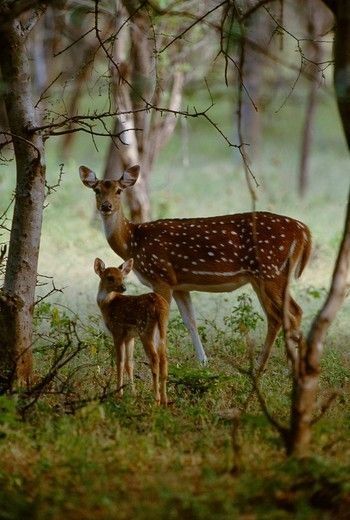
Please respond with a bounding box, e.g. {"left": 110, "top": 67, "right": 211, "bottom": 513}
{"left": 97, "top": 289, "right": 120, "bottom": 307}
{"left": 101, "top": 209, "right": 134, "bottom": 260}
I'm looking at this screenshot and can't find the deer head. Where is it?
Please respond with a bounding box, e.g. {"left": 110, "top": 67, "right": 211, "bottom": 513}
{"left": 94, "top": 257, "right": 134, "bottom": 298}
{"left": 79, "top": 165, "right": 140, "bottom": 215}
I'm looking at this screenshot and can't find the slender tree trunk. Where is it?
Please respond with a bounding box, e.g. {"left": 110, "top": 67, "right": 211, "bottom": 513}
{"left": 102, "top": 3, "right": 154, "bottom": 223}
{"left": 0, "top": 19, "right": 46, "bottom": 391}
{"left": 238, "top": 4, "right": 274, "bottom": 159}
{"left": 288, "top": 0, "right": 350, "bottom": 456}
{"left": 288, "top": 192, "right": 350, "bottom": 456}
{"left": 298, "top": 2, "right": 327, "bottom": 197}
{"left": 102, "top": 2, "right": 185, "bottom": 222}
{"left": 333, "top": 0, "right": 350, "bottom": 149}
{"left": 299, "top": 42, "right": 322, "bottom": 197}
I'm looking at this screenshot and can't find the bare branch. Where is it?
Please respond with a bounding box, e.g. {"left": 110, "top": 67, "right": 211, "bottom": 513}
{"left": 0, "top": 131, "right": 41, "bottom": 158}
{"left": 311, "top": 391, "right": 340, "bottom": 425}
{"left": 34, "top": 280, "right": 65, "bottom": 305}
{"left": 158, "top": 0, "right": 229, "bottom": 54}
{"left": 34, "top": 72, "right": 63, "bottom": 108}
{"left": 53, "top": 27, "right": 95, "bottom": 57}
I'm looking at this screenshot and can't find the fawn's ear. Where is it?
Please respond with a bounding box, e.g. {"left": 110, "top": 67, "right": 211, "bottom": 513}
{"left": 120, "top": 258, "right": 134, "bottom": 276}
{"left": 118, "top": 165, "right": 140, "bottom": 189}
{"left": 79, "top": 166, "right": 98, "bottom": 188}
{"left": 94, "top": 258, "right": 105, "bottom": 277}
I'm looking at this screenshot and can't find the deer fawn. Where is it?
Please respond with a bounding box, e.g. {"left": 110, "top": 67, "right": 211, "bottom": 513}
{"left": 81, "top": 165, "right": 312, "bottom": 370}
{"left": 94, "top": 257, "right": 169, "bottom": 405}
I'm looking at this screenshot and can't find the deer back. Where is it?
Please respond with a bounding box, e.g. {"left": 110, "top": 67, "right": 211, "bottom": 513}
{"left": 128, "top": 212, "right": 311, "bottom": 288}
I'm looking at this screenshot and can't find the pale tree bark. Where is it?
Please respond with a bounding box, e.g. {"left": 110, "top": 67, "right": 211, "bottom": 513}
{"left": 101, "top": 3, "right": 152, "bottom": 222}
{"left": 288, "top": 0, "right": 350, "bottom": 456}
{"left": 61, "top": 14, "right": 115, "bottom": 158}
{"left": 238, "top": 2, "right": 275, "bottom": 159}
{"left": 0, "top": 17, "right": 46, "bottom": 391}
{"left": 61, "top": 40, "right": 99, "bottom": 157}
{"left": 298, "top": 0, "right": 333, "bottom": 197}
{"left": 102, "top": 2, "right": 185, "bottom": 223}
{"left": 100, "top": 5, "right": 147, "bottom": 221}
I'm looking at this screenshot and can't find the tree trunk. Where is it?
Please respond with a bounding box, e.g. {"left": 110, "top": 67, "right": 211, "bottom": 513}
{"left": 288, "top": 0, "right": 350, "bottom": 456}
{"left": 238, "top": 4, "right": 274, "bottom": 158}
{"left": 288, "top": 192, "right": 350, "bottom": 456}
{"left": 102, "top": 3, "right": 154, "bottom": 223}
{"left": 298, "top": 2, "right": 327, "bottom": 197}
{"left": 0, "top": 18, "right": 46, "bottom": 391}
{"left": 333, "top": 0, "right": 350, "bottom": 149}
{"left": 298, "top": 73, "right": 320, "bottom": 197}
{"left": 102, "top": 2, "right": 185, "bottom": 223}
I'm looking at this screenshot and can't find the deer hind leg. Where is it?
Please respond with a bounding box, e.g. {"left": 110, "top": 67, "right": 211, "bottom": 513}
{"left": 258, "top": 316, "right": 282, "bottom": 372}
{"left": 288, "top": 297, "right": 303, "bottom": 341}
{"left": 125, "top": 338, "right": 135, "bottom": 395}
{"left": 173, "top": 290, "right": 208, "bottom": 364}
{"left": 254, "top": 278, "right": 303, "bottom": 372}
{"left": 141, "top": 330, "right": 160, "bottom": 404}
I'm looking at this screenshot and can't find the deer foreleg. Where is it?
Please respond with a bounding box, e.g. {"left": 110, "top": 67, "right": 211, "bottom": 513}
{"left": 115, "top": 339, "right": 126, "bottom": 397}
{"left": 173, "top": 290, "right": 208, "bottom": 364}
{"left": 125, "top": 338, "right": 135, "bottom": 394}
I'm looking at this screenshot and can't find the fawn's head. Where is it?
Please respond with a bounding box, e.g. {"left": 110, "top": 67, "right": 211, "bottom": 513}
{"left": 94, "top": 258, "right": 134, "bottom": 295}
{"left": 79, "top": 165, "right": 140, "bottom": 216}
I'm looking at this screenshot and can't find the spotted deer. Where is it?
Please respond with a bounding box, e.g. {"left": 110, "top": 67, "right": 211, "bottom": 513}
{"left": 94, "top": 257, "right": 169, "bottom": 405}
{"left": 81, "top": 165, "right": 312, "bottom": 369}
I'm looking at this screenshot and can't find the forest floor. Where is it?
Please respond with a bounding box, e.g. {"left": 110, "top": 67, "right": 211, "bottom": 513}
{"left": 1, "top": 89, "right": 350, "bottom": 519}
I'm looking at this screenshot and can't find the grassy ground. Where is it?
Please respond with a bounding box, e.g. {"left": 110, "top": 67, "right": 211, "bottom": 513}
{"left": 1, "top": 82, "right": 350, "bottom": 518}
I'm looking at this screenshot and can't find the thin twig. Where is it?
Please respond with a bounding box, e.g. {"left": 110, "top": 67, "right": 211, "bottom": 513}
{"left": 35, "top": 72, "right": 63, "bottom": 108}
{"left": 158, "top": 0, "right": 229, "bottom": 54}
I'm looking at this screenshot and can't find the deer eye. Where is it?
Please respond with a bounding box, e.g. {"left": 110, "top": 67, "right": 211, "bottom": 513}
{"left": 94, "top": 187, "right": 101, "bottom": 195}
{"left": 116, "top": 188, "right": 122, "bottom": 195}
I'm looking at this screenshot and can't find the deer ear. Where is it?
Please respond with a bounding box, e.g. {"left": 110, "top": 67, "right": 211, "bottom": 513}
{"left": 119, "top": 165, "right": 140, "bottom": 189}
{"left": 94, "top": 258, "right": 105, "bottom": 276}
{"left": 79, "top": 166, "right": 98, "bottom": 188}
{"left": 120, "top": 258, "right": 134, "bottom": 276}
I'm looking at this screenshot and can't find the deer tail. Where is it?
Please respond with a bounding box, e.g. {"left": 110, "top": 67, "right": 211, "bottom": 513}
{"left": 295, "top": 227, "right": 312, "bottom": 279}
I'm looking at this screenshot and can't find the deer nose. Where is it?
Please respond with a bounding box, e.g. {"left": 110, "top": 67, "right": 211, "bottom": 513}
{"left": 100, "top": 201, "right": 112, "bottom": 213}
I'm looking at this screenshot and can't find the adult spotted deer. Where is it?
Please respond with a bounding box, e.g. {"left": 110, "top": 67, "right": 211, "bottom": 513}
{"left": 95, "top": 257, "right": 169, "bottom": 405}
{"left": 80, "top": 165, "right": 312, "bottom": 368}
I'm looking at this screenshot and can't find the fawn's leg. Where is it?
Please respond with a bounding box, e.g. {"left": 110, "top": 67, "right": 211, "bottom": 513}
{"left": 158, "top": 319, "right": 168, "bottom": 406}
{"left": 125, "top": 338, "right": 135, "bottom": 394}
{"left": 114, "top": 336, "right": 126, "bottom": 397}
{"left": 159, "top": 347, "right": 168, "bottom": 406}
{"left": 141, "top": 332, "right": 160, "bottom": 404}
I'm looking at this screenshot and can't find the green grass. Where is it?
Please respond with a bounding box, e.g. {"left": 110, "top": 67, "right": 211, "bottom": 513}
{"left": 1, "top": 80, "right": 350, "bottom": 518}
{"left": 0, "top": 300, "right": 349, "bottom": 519}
